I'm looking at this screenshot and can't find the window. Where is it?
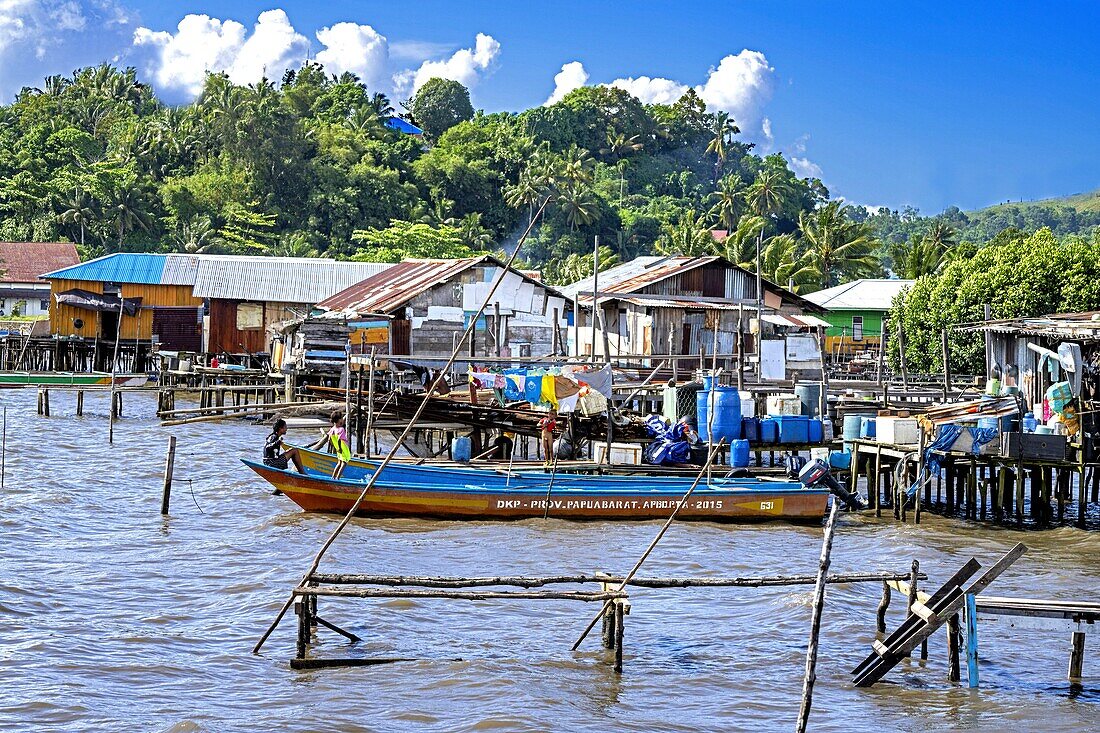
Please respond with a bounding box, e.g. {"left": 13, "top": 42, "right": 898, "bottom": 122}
{"left": 236, "top": 302, "right": 264, "bottom": 330}
{"left": 41, "top": 299, "right": 50, "bottom": 311}
{"left": 852, "top": 315, "right": 864, "bottom": 341}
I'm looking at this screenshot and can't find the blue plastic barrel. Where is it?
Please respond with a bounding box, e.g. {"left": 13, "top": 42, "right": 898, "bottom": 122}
{"left": 1022, "top": 412, "right": 1037, "bottom": 433}
{"left": 977, "top": 417, "right": 999, "bottom": 432}
{"left": 731, "top": 439, "right": 751, "bottom": 467}
{"left": 696, "top": 387, "right": 742, "bottom": 442}
{"left": 795, "top": 384, "right": 821, "bottom": 418}
{"left": 842, "top": 415, "right": 864, "bottom": 441}
{"left": 860, "top": 417, "right": 877, "bottom": 439}
{"left": 452, "top": 435, "right": 472, "bottom": 463}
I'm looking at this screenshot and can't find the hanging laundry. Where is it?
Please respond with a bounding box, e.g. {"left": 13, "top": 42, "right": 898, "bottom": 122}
{"left": 469, "top": 371, "right": 496, "bottom": 389}
{"left": 553, "top": 375, "right": 581, "bottom": 399}
{"left": 503, "top": 373, "right": 524, "bottom": 401}
{"left": 576, "top": 364, "right": 613, "bottom": 398}
{"left": 557, "top": 392, "right": 580, "bottom": 413}
{"left": 541, "top": 373, "right": 558, "bottom": 408}
{"left": 524, "top": 374, "right": 543, "bottom": 404}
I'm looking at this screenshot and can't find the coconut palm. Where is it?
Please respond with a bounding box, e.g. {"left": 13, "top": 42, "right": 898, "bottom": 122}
{"left": 718, "top": 214, "right": 767, "bottom": 267}
{"left": 368, "top": 92, "right": 394, "bottom": 121}
{"left": 709, "top": 175, "right": 746, "bottom": 233}
{"left": 457, "top": 213, "right": 493, "bottom": 249}
{"left": 601, "top": 132, "right": 643, "bottom": 207}
{"left": 705, "top": 111, "right": 740, "bottom": 181}
{"left": 656, "top": 209, "right": 714, "bottom": 256}
{"left": 762, "top": 233, "right": 816, "bottom": 292}
{"left": 798, "top": 201, "right": 879, "bottom": 289}
{"left": 557, "top": 181, "right": 599, "bottom": 231}
{"left": 59, "top": 187, "right": 99, "bottom": 248}
{"left": 105, "top": 184, "right": 151, "bottom": 251}
{"left": 743, "top": 167, "right": 791, "bottom": 299}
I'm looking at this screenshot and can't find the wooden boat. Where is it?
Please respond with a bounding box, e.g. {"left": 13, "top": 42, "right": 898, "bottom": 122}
{"left": 289, "top": 444, "right": 771, "bottom": 490}
{"left": 243, "top": 459, "right": 831, "bottom": 522}
{"left": 0, "top": 372, "right": 149, "bottom": 387}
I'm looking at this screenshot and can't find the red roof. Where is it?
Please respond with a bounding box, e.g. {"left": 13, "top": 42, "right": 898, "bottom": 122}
{"left": 0, "top": 242, "right": 80, "bottom": 284}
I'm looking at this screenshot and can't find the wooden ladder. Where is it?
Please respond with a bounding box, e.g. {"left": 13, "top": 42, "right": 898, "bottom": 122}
{"left": 852, "top": 542, "right": 1028, "bottom": 687}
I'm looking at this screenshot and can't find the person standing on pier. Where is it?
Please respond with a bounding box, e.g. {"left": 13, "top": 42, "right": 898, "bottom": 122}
{"left": 328, "top": 410, "right": 352, "bottom": 478}
{"left": 537, "top": 409, "right": 557, "bottom": 467}
{"left": 263, "top": 419, "right": 304, "bottom": 473}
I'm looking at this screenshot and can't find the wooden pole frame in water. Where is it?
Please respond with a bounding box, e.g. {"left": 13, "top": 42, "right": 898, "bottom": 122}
{"left": 796, "top": 498, "right": 842, "bottom": 733}
{"left": 253, "top": 198, "right": 550, "bottom": 656}
{"left": 107, "top": 297, "right": 126, "bottom": 444}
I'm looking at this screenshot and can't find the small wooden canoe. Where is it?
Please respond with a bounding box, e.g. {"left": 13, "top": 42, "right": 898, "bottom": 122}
{"left": 243, "top": 460, "right": 831, "bottom": 523}
{"left": 0, "top": 372, "right": 148, "bottom": 386}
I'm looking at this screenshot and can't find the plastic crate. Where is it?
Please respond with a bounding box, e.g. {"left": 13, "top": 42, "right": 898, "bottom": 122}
{"left": 772, "top": 415, "right": 810, "bottom": 443}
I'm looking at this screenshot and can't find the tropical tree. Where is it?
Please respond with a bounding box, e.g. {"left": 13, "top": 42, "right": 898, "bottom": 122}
{"left": 743, "top": 167, "right": 791, "bottom": 292}
{"left": 799, "top": 201, "right": 879, "bottom": 289}
{"left": 547, "top": 245, "right": 620, "bottom": 285}
{"left": 556, "top": 180, "right": 598, "bottom": 231}
{"left": 705, "top": 111, "right": 740, "bottom": 181}
{"left": 656, "top": 209, "right": 713, "bottom": 256}
{"left": 709, "top": 175, "right": 746, "bottom": 233}
{"left": 407, "top": 78, "right": 474, "bottom": 141}
{"left": 602, "top": 132, "right": 643, "bottom": 207}
{"left": 58, "top": 186, "right": 99, "bottom": 248}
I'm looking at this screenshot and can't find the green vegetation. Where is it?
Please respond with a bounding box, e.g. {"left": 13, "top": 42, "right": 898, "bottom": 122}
{"left": 887, "top": 228, "right": 1100, "bottom": 374}
{"left": 2, "top": 62, "right": 1097, "bottom": 304}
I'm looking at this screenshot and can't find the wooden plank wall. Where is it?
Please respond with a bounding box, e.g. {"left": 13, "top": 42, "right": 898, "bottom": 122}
{"left": 119, "top": 284, "right": 202, "bottom": 341}
{"left": 49, "top": 279, "right": 103, "bottom": 337}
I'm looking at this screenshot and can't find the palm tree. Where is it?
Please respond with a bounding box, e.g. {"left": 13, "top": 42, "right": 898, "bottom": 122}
{"left": 798, "top": 201, "right": 879, "bottom": 289}
{"left": 368, "top": 92, "right": 394, "bottom": 121}
{"left": 705, "top": 111, "right": 740, "bottom": 181}
{"left": 105, "top": 185, "right": 151, "bottom": 251}
{"left": 762, "top": 233, "right": 816, "bottom": 292}
{"left": 558, "top": 144, "right": 593, "bottom": 185}
{"left": 718, "top": 214, "right": 766, "bottom": 267}
{"left": 924, "top": 221, "right": 958, "bottom": 251}
{"left": 744, "top": 168, "right": 791, "bottom": 305}
{"left": 503, "top": 171, "right": 542, "bottom": 227}
{"left": 557, "top": 181, "right": 598, "bottom": 231}
{"left": 709, "top": 175, "right": 745, "bottom": 233}
{"left": 173, "top": 216, "right": 220, "bottom": 254}
{"left": 601, "top": 132, "right": 643, "bottom": 207}
{"left": 457, "top": 213, "right": 493, "bottom": 249}
{"left": 555, "top": 246, "right": 620, "bottom": 284}
{"left": 656, "top": 209, "right": 714, "bottom": 256}
{"left": 59, "top": 187, "right": 98, "bottom": 249}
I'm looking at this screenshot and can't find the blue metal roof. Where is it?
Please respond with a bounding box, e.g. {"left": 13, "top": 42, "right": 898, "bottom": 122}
{"left": 385, "top": 117, "right": 423, "bottom": 135}
{"left": 41, "top": 253, "right": 170, "bottom": 285}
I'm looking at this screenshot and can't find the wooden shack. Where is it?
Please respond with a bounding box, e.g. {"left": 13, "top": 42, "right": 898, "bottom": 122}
{"left": 316, "top": 256, "right": 571, "bottom": 357}
{"left": 190, "top": 256, "right": 392, "bottom": 355}
{"left": 43, "top": 253, "right": 204, "bottom": 350}
{"left": 560, "top": 256, "right": 828, "bottom": 362}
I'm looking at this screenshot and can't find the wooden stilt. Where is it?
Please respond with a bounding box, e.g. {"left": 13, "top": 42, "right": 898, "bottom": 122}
{"left": 947, "top": 613, "right": 961, "bottom": 683}
{"left": 964, "top": 593, "right": 979, "bottom": 688}
{"left": 76, "top": 390, "right": 84, "bottom": 416}
{"left": 877, "top": 581, "right": 891, "bottom": 634}
{"left": 161, "top": 435, "right": 177, "bottom": 516}
{"left": 1070, "top": 630, "right": 1086, "bottom": 681}
{"left": 613, "top": 600, "right": 625, "bottom": 673}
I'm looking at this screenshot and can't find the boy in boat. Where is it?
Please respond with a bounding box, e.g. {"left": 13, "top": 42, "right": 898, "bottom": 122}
{"left": 328, "top": 410, "right": 352, "bottom": 478}
{"left": 264, "top": 418, "right": 304, "bottom": 472}
{"left": 537, "top": 409, "right": 557, "bottom": 466}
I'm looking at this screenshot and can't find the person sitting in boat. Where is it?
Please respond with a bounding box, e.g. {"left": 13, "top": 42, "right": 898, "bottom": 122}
{"left": 264, "top": 418, "right": 304, "bottom": 473}
{"left": 537, "top": 409, "right": 557, "bottom": 466}
{"left": 491, "top": 430, "right": 514, "bottom": 460}
{"left": 328, "top": 410, "right": 352, "bottom": 479}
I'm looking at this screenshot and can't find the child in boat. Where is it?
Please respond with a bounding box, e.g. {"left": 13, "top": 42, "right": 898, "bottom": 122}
{"left": 328, "top": 410, "right": 352, "bottom": 478}
{"left": 264, "top": 418, "right": 304, "bottom": 472}
{"left": 537, "top": 409, "right": 557, "bottom": 466}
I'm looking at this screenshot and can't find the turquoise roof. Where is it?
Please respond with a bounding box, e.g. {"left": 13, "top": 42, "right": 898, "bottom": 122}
{"left": 42, "top": 253, "right": 169, "bottom": 285}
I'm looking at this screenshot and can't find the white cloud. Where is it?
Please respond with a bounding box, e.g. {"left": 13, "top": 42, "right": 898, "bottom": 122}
{"left": 694, "top": 49, "right": 775, "bottom": 135}
{"left": 545, "top": 60, "right": 587, "bottom": 105}
{"left": 401, "top": 32, "right": 500, "bottom": 95}
{"left": 314, "top": 21, "right": 388, "bottom": 87}
{"left": 226, "top": 9, "right": 307, "bottom": 85}
{"left": 789, "top": 156, "right": 823, "bottom": 179}
{"left": 133, "top": 14, "right": 247, "bottom": 97}
{"left": 1, "top": 0, "right": 87, "bottom": 50}
{"left": 390, "top": 39, "right": 452, "bottom": 62}
{"left": 609, "top": 75, "right": 688, "bottom": 105}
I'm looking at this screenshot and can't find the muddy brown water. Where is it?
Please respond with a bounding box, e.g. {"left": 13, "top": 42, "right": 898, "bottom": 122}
{"left": 1, "top": 390, "right": 1099, "bottom": 732}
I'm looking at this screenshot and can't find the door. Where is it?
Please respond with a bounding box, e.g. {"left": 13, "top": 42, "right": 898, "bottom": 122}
{"left": 391, "top": 319, "right": 411, "bottom": 355}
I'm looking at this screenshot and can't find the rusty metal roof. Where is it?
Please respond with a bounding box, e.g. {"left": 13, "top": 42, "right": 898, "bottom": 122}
{"left": 318, "top": 255, "right": 567, "bottom": 315}
{"left": 956, "top": 311, "right": 1100, "bottom": 340}
{"left": 560, "top": 256, "right": 722, "bottom": 304}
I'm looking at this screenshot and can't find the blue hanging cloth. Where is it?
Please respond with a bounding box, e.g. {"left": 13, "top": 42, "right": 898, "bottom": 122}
{"left": 523, "top": 374, "right": 543, "bottom": 404}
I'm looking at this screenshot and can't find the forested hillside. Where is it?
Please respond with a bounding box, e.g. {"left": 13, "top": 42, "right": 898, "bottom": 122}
{"left": 0, "top": 63, "right": 885, "bottom": 289}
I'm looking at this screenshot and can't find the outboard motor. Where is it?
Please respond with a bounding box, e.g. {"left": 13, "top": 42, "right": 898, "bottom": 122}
{"left": 796, "top": 457, "right": 866, "bottom": 511}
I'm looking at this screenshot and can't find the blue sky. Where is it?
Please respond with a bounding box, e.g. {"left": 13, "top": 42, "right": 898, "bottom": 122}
{"left": 1, "top": 1, "right": 1098, "bottom": 213}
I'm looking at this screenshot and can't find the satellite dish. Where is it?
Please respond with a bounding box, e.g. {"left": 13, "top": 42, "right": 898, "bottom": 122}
{"left": 73, "top": 318, "right": 84, "bottom": 330}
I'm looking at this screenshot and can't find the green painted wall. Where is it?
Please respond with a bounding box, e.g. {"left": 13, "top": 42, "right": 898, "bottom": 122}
{"left": 822, "top": 309, "right": 885, "bottom": 339}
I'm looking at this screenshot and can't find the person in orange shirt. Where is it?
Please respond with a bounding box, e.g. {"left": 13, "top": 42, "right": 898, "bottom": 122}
{"left": 537, "top": 409, "right": 557, "bottom": 466}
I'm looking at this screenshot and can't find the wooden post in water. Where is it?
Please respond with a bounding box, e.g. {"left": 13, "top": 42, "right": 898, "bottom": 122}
{"left": 964, "top": 593, "right": 979, "bottom": 687}
{"left": 613, "top": 599, "right": 626, "bottom": 673}
{"left": 108, "top": 297, "right": 125, "bottom": 444}
{"left": 796, "top": 498, "right": 842, "bottom": 733}
{"left": 365, "top": 347, "right": 376, "bottom": 458}
{"left": 76, "top": 390, "right": 83, "bottom": 416}
{"left": 947, "top": 612, "right": 961, "bottom": 682}
{"left": 876, "top": 581, "right": 891, "bottom": 634}
{"left": 1070, "top": 630, "right": 1086, "bottom": 681}
{"left": 736, "top": 304, "right": 745, "bottom": 392}
{"left": 161, "top": 435, "right": 176, "bottom": 516}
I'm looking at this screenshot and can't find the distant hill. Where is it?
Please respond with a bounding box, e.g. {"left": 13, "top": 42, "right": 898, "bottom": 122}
{"left": 974, "top": 187, "right": 1100, "bottom": 214}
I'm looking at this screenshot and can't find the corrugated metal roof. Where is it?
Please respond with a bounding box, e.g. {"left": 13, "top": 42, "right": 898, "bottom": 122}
{"left": 956, "top": 311, "right": 1100, "bottom": 339}
{"left": 803, "top": 278, "right": 913, "bottom": 311}
{"left": 318, "top": 255, "right": 566, "bottom": 315}
{"left": 42, "top": 253, "right": 171, "bottom": 285}
{"left": 0, "top": 242, "right": 80, "bottom": 283}
{"left": 560, "top": 256, "right": 721, "bottom": 304}
{"left": 191, "top": 257, "right": 393, "bottom": 303}
{"left": 618, "top": 296, "right": 745, "bottom": 311}
{"left": 761, "top": 313, "right": 832, "bottom": 328}
{"left": 318, "top": 257, "right": 490, "bottom": 314}
{"left": 162, "top": 254, "right": 202, "bottom": 285}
